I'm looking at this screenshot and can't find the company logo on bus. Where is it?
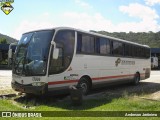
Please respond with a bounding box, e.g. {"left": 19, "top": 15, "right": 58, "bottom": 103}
{"left": 115, "top": 58, "right": 121, "bottom": 67}
{"left": 115, "top": 58, "right": 135, "bottom": 67}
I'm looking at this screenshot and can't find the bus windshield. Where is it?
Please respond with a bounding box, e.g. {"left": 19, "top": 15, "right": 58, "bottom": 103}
{"left": 13, "top": 30, "right": 54, "bottom": 76}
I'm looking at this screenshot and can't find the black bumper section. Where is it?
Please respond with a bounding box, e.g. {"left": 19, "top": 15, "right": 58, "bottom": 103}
{"left": 11, "top": 82, "right": 48, "bottom": 95}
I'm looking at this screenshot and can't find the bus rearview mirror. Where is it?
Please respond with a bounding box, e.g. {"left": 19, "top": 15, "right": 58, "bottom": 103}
{"left": 8, "top": 42, "right": 17, "bottom": 67}
{"left": 53, "top": 48, "right": 59, "bottom": 59}
{"left": 8, "top": 49, "right": 12, "bottom": 59}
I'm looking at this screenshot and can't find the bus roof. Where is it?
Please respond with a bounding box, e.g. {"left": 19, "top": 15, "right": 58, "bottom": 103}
{"left": 23, "top": 27, "right": 150, "bottom": 48}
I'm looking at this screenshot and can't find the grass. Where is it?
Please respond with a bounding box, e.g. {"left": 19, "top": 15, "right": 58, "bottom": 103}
{"left": 0, "top": 81, "right": 159, "bottom": 120}
{"left": 0, "top": 92, "right": 160, "bottom": 120}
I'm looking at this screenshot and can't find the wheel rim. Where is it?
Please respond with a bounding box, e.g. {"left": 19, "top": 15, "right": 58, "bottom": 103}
{"left": 80, "top": 82, "right": 88, "bottom": 94}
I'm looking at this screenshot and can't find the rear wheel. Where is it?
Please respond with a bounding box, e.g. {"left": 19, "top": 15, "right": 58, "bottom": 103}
{"left": 132, "top": 73, "right": 140, "bottom": 85}
{"left": 78, "top": 78, "right": 90, "bottom": 95}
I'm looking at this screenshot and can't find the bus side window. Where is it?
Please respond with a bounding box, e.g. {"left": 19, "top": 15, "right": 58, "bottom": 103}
{"left": 112, "top": 41, "right": 123, "bottom": 56}
{"left": 99, "top": 38, "right": 110, "bottom": 55}
{"left": 124, "top": 44, "right": 129, "bottom": 57}
{"left": 110, "top": 41, "right": 113, "bottom": 55}
{"left": 146, "top": 48, "right": 150, "bottom": 58}
{"left": 77, "top": 34, "right": 82, "bottom": 53}
{"left": 81, "top": 35, "right": 95, "bottom": 54}
{"left": 76, "top": 33, "right": 95, "bottom": 54}
{"left": 95, "top": 38, "right": 100, "bottom": 54}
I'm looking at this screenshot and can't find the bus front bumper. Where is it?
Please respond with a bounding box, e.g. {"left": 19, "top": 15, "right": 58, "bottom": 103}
{"left": 11, "top": 82, "right": 48, "bottom": 95}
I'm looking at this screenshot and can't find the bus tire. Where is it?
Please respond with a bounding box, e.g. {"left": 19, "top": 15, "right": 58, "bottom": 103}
{"left": 132, "top": 73, "right": 140, "bottom": 85}
{"left": 77, "top": 77, "right": 90, "bottom": 95}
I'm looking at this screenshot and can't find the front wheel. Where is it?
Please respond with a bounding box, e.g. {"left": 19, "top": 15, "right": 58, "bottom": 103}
{"left": 77, "top": 78, "right": 90, "bottom": 95}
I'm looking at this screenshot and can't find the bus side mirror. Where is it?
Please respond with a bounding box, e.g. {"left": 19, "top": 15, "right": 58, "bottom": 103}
{"left": 53, "top": 48, "right": 59, "bottom": 59}
{"left": 8, "top": 49, "right": 12, "bottom": 59}
{"left": 8, "top": 42, "right": 17, "bottom": 67}
{"left": 8, "top": 49, "right": 13, "bottom": 67}
{"left": 51, "top": 41, "right": 59, "bottom": 59}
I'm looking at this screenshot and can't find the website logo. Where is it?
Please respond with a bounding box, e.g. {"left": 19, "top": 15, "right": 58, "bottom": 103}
{"left": 2, "top": 112, "right": 12, "bottom": 117}
{"left": 0, "top": 0, "right": 14, "bottom": 15}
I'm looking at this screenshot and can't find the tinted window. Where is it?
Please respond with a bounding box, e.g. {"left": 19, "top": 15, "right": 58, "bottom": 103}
{"left": 146, "top": 48, "right": 150, "bottom": 58}
{"left": 133, "top": 46, "right": 138, "bottom": 57}
{"left": 135, "top": 46, "right": 141, "bottom": 58}
{"left": 138, "top": 47, "right": 142, "bottom": 57}
{"left": 132, "top": 46, "right": 150, "bottom": 58}
{"left": 99, "top": 38, "right": 110, "bottom": 55}
{"left": 139, "top": 48, "right": 144, "bottom": 58}
{"left": 95, "top": 38, "right": 100, "bottom": 54}
{"left": 77, "top": 33, "right": 95, "bottom": 54}
{"left": 141, "top": 48, "right": 145, "bottom": 58}
{"left": 125, "top": 45, "right": 135, "bottom": 57}
{"left": 136, "top": 46, "right": 139, "bottom": 57}
{"left": 77, "top": 34, "right": 82, "bottom": 53}
{"left": 81, "top": 34, "right": 95, "bottom": 53}
{"left": 112, "top": 41, "right": 123, "bottom": 56}
{"left": 130, "top": 45, "right": 134, "bottom": 57}
{"left": 124, "top": 44, "right": 130, "bottom": 57}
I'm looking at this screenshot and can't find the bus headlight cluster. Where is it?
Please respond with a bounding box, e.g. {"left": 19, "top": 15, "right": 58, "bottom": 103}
{"left": 32, "top": 82, "right": 45, "bottom": 86}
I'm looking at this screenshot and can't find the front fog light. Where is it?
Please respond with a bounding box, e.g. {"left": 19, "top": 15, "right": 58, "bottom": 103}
{"left": 32, "top": 82, "right": 45, "bottom": 86}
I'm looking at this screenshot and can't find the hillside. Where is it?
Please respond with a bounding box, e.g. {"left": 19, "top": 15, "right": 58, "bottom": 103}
{"left": 0, "top": 31, "right": 160, "bottom": 48}
{"left": 0, "top": 33, "right": 17, "bottom": 44}
{"left": 96, "top": 31, "right": 160, "bottom": 48}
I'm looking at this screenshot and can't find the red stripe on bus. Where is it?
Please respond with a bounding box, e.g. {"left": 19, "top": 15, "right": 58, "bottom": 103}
{"left": 92, "top": 74, "right": 134, "bottom": 81}
{"left": 48, "top": 73, "right": 145, "bottom": 85}
{"left": 48, "top": 80, "right": 78, "bottom": 85}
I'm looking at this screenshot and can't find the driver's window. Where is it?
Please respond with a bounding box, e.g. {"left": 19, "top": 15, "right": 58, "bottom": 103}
{"left": 49, "top": 30, "right": 75, "bottom": 75}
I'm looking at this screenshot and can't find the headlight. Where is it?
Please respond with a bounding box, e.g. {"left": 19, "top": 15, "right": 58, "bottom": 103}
{"left": 32, "top": 82, "right": 45, "bottom": 86}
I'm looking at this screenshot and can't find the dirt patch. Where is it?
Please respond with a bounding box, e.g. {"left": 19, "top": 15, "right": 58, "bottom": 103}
{"left": 147, "top": 91, "right": 160, "bottom": 101}
{"left": 0, "top": 89, "right": 17, "bottom": 96}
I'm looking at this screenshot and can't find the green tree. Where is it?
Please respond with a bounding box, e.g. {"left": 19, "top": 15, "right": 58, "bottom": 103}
{"left": 97, "top": 31, "right": 160, "bottom": 48}
{"left": 0, "top": 38, "right": 7, "bottom": 44}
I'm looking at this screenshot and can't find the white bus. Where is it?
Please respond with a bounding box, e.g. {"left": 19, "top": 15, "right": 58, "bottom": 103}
{"left": 151, "top": 56, "right": 158, "bottom": 69}
{"left": 9, "top": 27, "right": 151, "bottom": 95}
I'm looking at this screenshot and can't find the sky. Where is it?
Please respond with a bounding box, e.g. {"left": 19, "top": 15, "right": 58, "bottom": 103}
{"left": 0, "top": 0, "right": 160, "bottom": 40}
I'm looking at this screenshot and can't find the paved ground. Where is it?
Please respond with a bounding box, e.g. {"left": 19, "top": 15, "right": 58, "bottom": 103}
{"left": 0, "top": 70, "right": 12, "bottom": 90}
{"left": 88, "top": 70, "right": 160, "bottom": 101}
{"left": 145, "top": 71, "right": 160, "bottom": 82}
